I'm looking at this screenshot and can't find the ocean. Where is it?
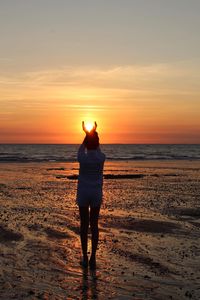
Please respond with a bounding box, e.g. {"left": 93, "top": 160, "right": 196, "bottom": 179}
{"left": 0, "top": 144, "right": 200, "bottom": 162}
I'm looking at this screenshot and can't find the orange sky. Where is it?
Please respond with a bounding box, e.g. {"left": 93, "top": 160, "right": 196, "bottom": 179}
{"left": 1, "top": 64, "right": 200, "bottom": 143}
{"left": 1, "top": 2, "right": 200, "bottom": 144}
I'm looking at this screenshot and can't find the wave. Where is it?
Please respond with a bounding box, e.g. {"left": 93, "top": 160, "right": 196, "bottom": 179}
{"left": 0, "top": 156, "right": 199, "bottom": 163}
{"left": 0, "top": 144, "right": 200, "bottom": 162}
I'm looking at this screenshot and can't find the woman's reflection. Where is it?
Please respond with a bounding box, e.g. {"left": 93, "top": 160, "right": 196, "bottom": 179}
{"left": 81, "top": 267, "right": 98, "bottom": 300}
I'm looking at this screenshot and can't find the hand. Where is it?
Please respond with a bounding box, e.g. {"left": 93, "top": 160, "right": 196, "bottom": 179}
{"left": 90, "top": 121, "right": 97, "bottom": 133}
{"left": 82, "top": 121, "right": 97, "bottom": 133}
{"left": 82, "top": 121, "right": 87, "bottom": 133}
{"left": 94, "top": 121, "right": 97, "bottom": 131}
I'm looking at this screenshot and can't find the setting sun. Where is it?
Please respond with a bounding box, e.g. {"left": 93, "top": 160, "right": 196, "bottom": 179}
{"left": 84, "top": 122, "right": 94, "bottom": 132}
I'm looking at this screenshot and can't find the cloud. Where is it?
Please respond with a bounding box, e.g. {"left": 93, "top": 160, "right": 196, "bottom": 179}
{"left": 1, "top": 62, "right": 200, "bottom": 143}
{"left": 0, "top": 61, "right": 200, "bottom": 110}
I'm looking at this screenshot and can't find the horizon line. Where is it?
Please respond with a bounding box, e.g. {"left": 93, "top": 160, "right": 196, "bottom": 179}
{"left": 0, "top": 143, "right": 200, "bottom": 146}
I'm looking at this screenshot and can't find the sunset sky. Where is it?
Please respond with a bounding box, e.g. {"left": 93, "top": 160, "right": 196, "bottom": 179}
{"left": 0, "top": 0, "right": 200, "bottom": 144}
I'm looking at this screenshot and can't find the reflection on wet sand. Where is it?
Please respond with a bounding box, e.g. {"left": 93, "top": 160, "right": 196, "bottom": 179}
{"left": 81, "top": 268, "right": 98, "bottom": 300}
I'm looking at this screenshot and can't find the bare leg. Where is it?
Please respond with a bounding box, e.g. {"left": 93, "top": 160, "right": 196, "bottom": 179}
{"left": 79, "top": 206, "right": 89, "bottom": 264}
{"left": 89, "top": 206, "right": 100, "bottom": 268}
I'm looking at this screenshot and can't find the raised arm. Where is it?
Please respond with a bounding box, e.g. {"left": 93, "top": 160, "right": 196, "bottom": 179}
{"left": 82, "top": 121, "right": 87, "bottom": 133}
{"left": 94, "top": 121, "right": 97, "bottom": 131}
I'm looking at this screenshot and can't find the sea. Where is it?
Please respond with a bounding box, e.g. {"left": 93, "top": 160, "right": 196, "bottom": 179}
{"left": 0, "top": 144, "right": 200, "bottom": 162}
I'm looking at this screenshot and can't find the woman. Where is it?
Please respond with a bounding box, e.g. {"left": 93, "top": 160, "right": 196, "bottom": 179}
{"left": 77, "top": 121, "right": 105, "bottom": 269}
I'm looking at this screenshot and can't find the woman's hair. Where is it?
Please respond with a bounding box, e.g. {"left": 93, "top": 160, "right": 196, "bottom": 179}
{"left": 84, "top": 131, "right": 99, "bottom": 150}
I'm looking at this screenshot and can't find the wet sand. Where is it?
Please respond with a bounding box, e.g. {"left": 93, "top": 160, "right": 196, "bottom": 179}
{"left": 0, "top": 160, "right": 200, "bottom": 299}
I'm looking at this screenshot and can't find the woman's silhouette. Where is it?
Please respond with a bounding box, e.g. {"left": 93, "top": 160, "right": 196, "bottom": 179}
{"left": 77, "top": 121, "right": 105, "bottom": 269}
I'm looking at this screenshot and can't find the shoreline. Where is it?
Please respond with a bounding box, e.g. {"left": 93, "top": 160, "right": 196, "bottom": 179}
{"left": 0, "top": 158, "right": 200, "bottom": 162}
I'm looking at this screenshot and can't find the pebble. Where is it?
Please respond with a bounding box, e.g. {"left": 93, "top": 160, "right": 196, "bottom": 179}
{"left": 185, "top": 291, "right": 192, "bottom": 298}
{"left": 28, "top": 290, "right": 35, "bottom": 295}
{"left": 113, "top": 239, "right": 118, "bottom": 243}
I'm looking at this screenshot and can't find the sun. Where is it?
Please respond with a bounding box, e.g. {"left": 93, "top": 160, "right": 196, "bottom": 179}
{"left": 85, "top": 122, "right": 94, "bottom": 132}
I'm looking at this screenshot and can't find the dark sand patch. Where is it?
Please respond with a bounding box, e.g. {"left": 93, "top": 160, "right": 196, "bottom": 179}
{"left": 150, "top": 173, "right": 178, "bottom": 177}
{"left": 28, "top": 222, "right": 74, "bottom": 238}
{"left": 15, "top": 187, "right": 32, "bottom": 190}
{"left": 190, "top": 222, "right": 200, "bottom": 229}
{"left": 56, "top": 175, "right": 68, "bottom": 179}
{"left": 44, "top": 227, "right": 71, "bottom": 239}
{"left": 51, "top": 214, "right": 80, "bottom": 235}
{"left": 47, "top": 167, "right": 65, "bottom": 171}
{"left": 11, "top": 206, "right": 51, "bottom": 214}
{"left": 163, "top": 173, "right": 178, "bottom": 177}
{"left": 168, "top": 207, "right": 200, "bottom": 219}
{"left": 66, "top": 174, "right": 145, "bottom": 180}
{"left": 55, "top": 222, "right": 80, "bottom": 235}
{"left": 0, "top": 183, "right": 7, "bottom": 189}
{"left": 63, "top": 224, "right": 79, "bottom": 235}
{"left": 111, "top": 247, "right": 171, "bottom": 275}
{"left": 130, "top": 219, "right": 180, "bottom": 234}
{"left": 27, "top": 223, "right": 44, "bottom": 232}
{"left": 67, "top": 175, "right": 78, "bottom": 180}
{"left": 0, "top": 225, "right": 24, "bottom": 243}
{"left": 104, "top": 174, "right": 144, "bottom": 179}
{"left": 102, "top": 216, "right": 180, "bottom": 234}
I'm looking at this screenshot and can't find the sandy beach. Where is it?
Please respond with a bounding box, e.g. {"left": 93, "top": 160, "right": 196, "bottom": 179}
{"left": 0, "top": 160, "right": 200, "bottom": 299}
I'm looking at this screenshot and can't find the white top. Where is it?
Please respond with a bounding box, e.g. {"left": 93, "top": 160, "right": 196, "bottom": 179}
{"left": 77, "top": 144, "right": 106, "bottom": 189}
